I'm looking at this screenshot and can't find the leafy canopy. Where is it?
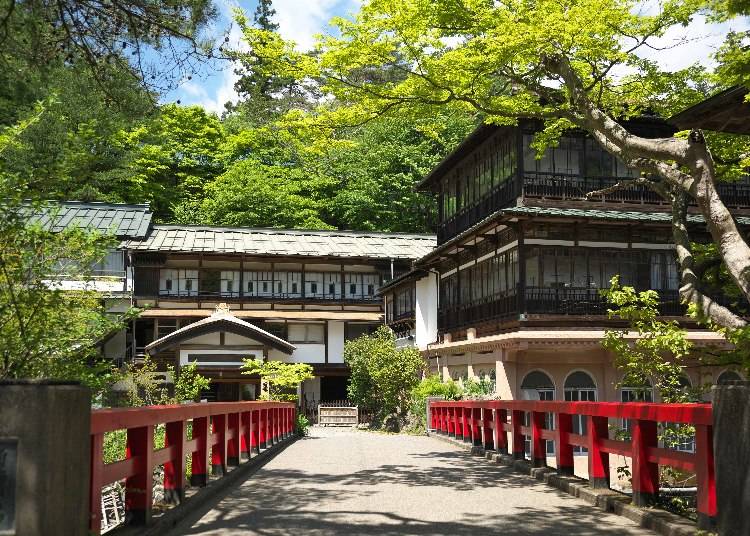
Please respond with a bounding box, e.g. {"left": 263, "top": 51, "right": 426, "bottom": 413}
{"left": 241, "top": 359, "right": 313, "bottom": 401}
{"left": 0, "top": 109, "right": 135, "bottom": 394}
{"left": 344, "top": 326, "right": 425, "bottom": 419}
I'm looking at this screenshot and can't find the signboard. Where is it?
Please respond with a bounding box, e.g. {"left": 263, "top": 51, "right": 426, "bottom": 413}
{"left": 0, "top": 439, "right": 17, "bottom": 535}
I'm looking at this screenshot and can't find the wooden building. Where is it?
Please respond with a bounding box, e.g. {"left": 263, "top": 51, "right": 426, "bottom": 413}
{"left": 117, "top": 225, "right": 435, "bottom": 403}
{"left": 380, "top": 115, "right": 749, "bottom": 404}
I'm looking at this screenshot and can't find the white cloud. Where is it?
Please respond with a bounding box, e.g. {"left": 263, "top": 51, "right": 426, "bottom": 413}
{"left": 633, "top": 15, "right": 750, "bottom": 72}
{"left": 176, "top": 0, "right": 360, "bottom": 113}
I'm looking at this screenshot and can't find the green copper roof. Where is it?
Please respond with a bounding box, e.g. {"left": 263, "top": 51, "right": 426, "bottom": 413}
{"left": 28, "top": 201, "right": 153, "bottom": 238}
{"left": 501, "top": 206, "right": 750, "bottom": 225}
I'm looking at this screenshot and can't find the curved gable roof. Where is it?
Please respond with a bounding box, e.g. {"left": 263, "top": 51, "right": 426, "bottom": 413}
{"left": 145, "top": 309, "right": 296, "bottom": 355}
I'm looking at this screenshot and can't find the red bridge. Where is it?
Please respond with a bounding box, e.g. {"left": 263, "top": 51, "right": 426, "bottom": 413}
{"left": 84, "top": 399, "right": 735, "bottom": 535}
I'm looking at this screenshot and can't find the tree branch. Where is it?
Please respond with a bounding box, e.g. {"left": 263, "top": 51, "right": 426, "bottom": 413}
{"left": 671, "top": 190, "right": 747, "bottom": 329}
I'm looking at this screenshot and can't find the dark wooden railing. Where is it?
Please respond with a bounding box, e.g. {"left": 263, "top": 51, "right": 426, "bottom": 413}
{"left": 430, "top": 399, "right": 716, "bottom": 529}
{"left": 437, "top": 172, "right": 750, "bottom": 245}
{"left": 438, "top": 287, "right": 683, "bottom": 331}
{"left": 438, "top": 179, "right": 519, "bottom": 243}
{"left": 89, "top": 401, "right": 295, "bottom": 534}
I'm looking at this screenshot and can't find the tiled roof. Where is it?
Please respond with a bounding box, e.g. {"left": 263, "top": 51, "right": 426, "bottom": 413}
{"left": 501, "top": 206, "right": 750, "bottom": 225}
{"left": 28, "top": 201, "right": 153, "bottom": 239}
{"left": 123, "top": 225, "right": 437, "bottom": 260}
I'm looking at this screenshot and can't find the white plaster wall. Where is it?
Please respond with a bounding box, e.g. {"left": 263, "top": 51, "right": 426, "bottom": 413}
{"left": 270, "top": 344, "right": 326, "bottom": 364}
{"left": 415, "top": 274, "right": 438, "bottom": 350}
{"left": 327, "top": 321, "right": 345, "bottom": 363}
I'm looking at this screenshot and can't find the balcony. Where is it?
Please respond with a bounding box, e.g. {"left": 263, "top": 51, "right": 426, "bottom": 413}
{"left": 436, "top": 173, "right": 750, "bottom": 245}
{"left": 523, "top": 172, "right": 750, "bottom": 208}
{"left": 437, "top": 287, "right": 684, "bottom": 332}
{"left": 437, "top": 179, "right": 518, "bottom": 243}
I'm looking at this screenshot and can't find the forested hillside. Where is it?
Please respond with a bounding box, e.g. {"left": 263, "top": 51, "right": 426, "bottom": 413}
{"left": 0, "top": 0, "right": 476, "bottom": 232}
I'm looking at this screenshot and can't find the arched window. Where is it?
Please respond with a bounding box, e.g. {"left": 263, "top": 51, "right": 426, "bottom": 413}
{"left": 564, "top": 371, "right": 596, "bottom": 453}
{"left": 521, "top": 370, "right": 555, "bottom": 398}
{"left": 520, "top": 370, "right": 555, "bottom": 456}
{"left": 564, "top": 371, "right": 596, "bottom": 393}
{"left": 717, "top": 370, "right": 743, "bottom": 385}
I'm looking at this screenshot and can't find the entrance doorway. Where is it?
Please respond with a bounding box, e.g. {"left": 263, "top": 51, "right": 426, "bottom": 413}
{"left": 320, "top": 376, "right": 349, "bottom": 402}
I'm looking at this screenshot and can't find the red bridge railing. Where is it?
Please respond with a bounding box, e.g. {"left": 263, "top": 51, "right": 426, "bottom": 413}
{"left": 429, "top": 400, "right": 715, "bottom": 528}
{"left": 89, "top": 401, "right": 295, "bottom": 534}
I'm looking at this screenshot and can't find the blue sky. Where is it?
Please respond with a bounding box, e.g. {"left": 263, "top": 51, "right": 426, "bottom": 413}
{"left": 166, "top": 0, "right": 360, "bottom": 113}
{"left": 166, "top": 0, "right": 749, "bottom": 115}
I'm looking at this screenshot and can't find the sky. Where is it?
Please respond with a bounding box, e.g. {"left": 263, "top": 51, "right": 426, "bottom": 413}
{"left": 167, "top": 0, "right": 361, "bottom": 113}
{"left": 166, "top": 0, "right": 750, "bottom": 115}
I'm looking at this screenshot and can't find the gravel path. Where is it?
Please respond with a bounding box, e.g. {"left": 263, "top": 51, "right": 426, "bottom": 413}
{"left": 172, "top": 426, "right": 656, "bottom": 535}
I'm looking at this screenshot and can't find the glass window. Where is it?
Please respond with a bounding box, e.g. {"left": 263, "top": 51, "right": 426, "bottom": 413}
{"left": 157, "top": 319, "right": 177, "bottom": 339}
{"left": 287, "top": 323, "right": 325, "bottom": 343}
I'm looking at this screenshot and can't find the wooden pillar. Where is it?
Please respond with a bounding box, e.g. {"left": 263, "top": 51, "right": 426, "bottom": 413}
{"left": 631, "top": 418, "right": 659, "bottom": 506}
{"left": 588, "top": 415, "right": 610, "bottom": 489}
{"left": 191, "top": 416, "right": 210, "bottom": 486}
{"left": 125, "top": 425, "right": 153, "bottom": 526}
{"left": 164, "top": 420, "right": 186, "bottom": 504}
{"left": 556, "top": 412, "right": 574, "bottom": 476}
{"left": 211, "top": 414, "right": 227, "bottom": 476}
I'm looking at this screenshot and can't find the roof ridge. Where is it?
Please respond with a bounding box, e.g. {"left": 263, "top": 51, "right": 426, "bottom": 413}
{"left": 149, "top": 223, "right": 436, "bottom": 239}
{"left": 30, "top": 199, "right": 152, "bottom": 210}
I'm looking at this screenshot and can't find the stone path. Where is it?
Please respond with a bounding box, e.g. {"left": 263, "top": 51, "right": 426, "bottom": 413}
{"left": 170, "top": 426, "right": 656, "bottom": 535}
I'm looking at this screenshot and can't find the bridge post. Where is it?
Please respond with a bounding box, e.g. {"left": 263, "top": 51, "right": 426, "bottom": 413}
{"left": 511, "top": 410, "right": 525, "bottom": 459}
{"left": 251, "top": 410, "right": 260, "bottom": 453}
{"left": 494, "top": 408, "right": 508, "bottom": 454}
{"left": 472, "top": 407, "right": 482, "bottom": 446}
{"left": 164, "top": 420, "right": 186, "bottom": 504}
{"left": 0, "top": 380, "right": 90, "bottom": 536}
{"left": 448, "top": 407, "right": 456, "bottom": 437}
{"left": 462, "top": 407, "right": 471, "bottom": 442}
{"left": 227, "top": 413, "right": 241, "bottom": 466}
{"left": 556, "top": 412, "right": 574, "bottom": 476}
{"left": 191, "top": 416, "right": 210, "bottom": 486}
{"left": 713, "top": 380, "right": 749, "bottom": 535}
{"left": 530, "top": 411, "right": 546, "bottom": 467}
{"left": 631, "top": 418, "right": 659, "bottom": 506}
{"left": 125, "top": 425, "right": 154, "bottom": 525}
{"left": 260, "top": 408, "right": 268, "bottom": 448}
{"left": 211, "top": 415, "right": 227, "bottom": 476}
{"left": 482, "top": 408, "right": 493, "bottom": 450}
{"left": 587, "top": 415, "right": 610, "bottom": 489}
{"left": 241, "top": 411, "right": 251, "bottom": 459}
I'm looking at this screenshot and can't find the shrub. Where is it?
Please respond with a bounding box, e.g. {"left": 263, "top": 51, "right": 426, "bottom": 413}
{"left": 296, "top": 413, "right": 311, "bottom": 436}
{"left": 344, "top": 326, "right": 424, "bottom": 421}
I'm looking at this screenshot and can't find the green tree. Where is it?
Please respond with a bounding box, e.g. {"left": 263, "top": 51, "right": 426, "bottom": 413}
{"left": 113, "top": 104, "right": 227, "bottom": 220}
{"left": 114, "top": 356, "right": 210, "bottom": 407}
{"left": 0, "top": 111, "right": 132, "bottom": 394}
{"left": 176, "top": 158, "right": 334, "bottom": 229}
{"left": 344, "top": 326, "right": 425, "bottom": 421}
{"left": 326, "top": 111, "right": 476, "bottom": 232}
{"left": 0, "top": 0, "right": 218, "bottom": 95}
{"left": 602, "top": 277, "right": 698, "bottom": 402}
{"left": 237, "top": 0, "right": 750, "bottom": 333}
{"left": 241, "top": 359, "right": 313, "bottom": 401}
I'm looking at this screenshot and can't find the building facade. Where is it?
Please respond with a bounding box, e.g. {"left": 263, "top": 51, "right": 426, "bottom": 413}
{"left": 39, "top": 202, "right": 434, "bottom": 405}
{"left": 380, "top": 117, "right": 749, "bottom": 404}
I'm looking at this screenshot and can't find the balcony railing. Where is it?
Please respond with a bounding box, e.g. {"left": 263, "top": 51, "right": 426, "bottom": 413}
{"left": 438, "top": 287, "right": 684, "bottom": 331}
{"left": 436, "top": 172, "right": 750, "bottom": 245}
{"left": 523, "top": 172, "right": 750, "bottom": 207}
{"left": 438, "top": 179, "right": 519, "bottom": 243}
